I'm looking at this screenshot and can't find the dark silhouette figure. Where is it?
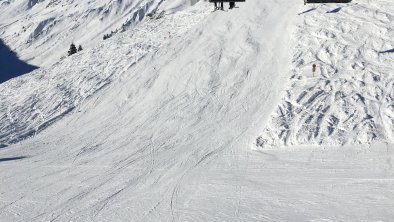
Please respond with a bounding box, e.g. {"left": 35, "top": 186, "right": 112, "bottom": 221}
{"left": 229, "top": 2, "right": 235, "bottom": 9}
{"left": 0, "top": 39, "right": 38, "bottom": 84}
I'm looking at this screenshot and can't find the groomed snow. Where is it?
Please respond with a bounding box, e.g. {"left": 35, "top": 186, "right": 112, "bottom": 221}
{"left": 0, "top": 0, "right": 394, "bottom": 221}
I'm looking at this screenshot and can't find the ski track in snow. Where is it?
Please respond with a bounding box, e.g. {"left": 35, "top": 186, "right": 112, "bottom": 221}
{"left": 258, "top": 0, "right": 394, "bottom": 148}
{"left": 0, "top": 5, "right": 209, "bottom": 148}
{"left": 0, "top": 0, "right": 394, "bottom": 221}
{"left": 0, "top": 0, "right": 300, "bottom": 220}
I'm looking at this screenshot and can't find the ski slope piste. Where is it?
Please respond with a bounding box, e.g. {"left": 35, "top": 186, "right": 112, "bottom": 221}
{"left": 0, "top": 0, "right": 393, "bottom": 221}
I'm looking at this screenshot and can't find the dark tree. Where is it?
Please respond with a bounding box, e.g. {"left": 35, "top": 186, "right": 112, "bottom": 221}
{"left": 68, "top": 43, "right": 77, "bottom": 56}
{"left": 78, "top": 45, "right": 83, "bottom": 52}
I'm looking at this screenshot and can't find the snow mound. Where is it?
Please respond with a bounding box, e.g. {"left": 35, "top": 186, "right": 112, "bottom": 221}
{"left": 257, "top": 0, "right": 394, "bottom": 148}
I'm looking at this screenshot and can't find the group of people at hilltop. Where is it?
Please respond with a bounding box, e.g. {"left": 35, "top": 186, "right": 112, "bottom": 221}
{"left": 214, "top": 2, "right": 236, "bottom": 10}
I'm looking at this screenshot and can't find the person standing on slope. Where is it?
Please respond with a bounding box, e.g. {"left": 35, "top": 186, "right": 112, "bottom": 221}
{"left": 229, "top": 2, "right": 235, "bottom": 9}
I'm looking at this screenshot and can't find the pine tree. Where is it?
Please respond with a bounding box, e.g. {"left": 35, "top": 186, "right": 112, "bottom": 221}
{"left": 68, "top": 43, "right": 77, "bottom": 56}
{"left": 78, "top": 45, "right": 83, "bottom": 52}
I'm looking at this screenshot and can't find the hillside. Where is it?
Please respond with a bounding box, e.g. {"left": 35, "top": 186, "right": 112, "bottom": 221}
{"left": 257, "top": 0, "right": 394, "bottom": 148}
{"left": 0, "top": 0, "right": 192, "bottom": 67}
{"left": 0, "top": 1, "right": 208, "bottom": 148}
{"left": 0, "top": 0, "right": 393, "bottom": 221}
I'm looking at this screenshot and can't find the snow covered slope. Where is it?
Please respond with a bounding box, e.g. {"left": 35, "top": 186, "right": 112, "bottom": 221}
{"left": 0, "top": 0, "right": 192, "bottom": 67}
{"left": 0, "top": 0, "right": 300, "bottom": 220}
{"left": 0, "top": 1, "right": 209, "bottom": 148}
{"left": 0, "top": 0, "right": 394, "bottom": 221}
{"left": 257, "top": 0, "right": 394, "bottom": 148}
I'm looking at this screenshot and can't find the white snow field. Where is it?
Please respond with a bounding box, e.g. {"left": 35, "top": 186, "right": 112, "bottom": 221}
{"left": 0, "top": 0, "right": 193, "bottom": 66}
{"left": 0, "top": 1, "right": 209, "bottom": 148}
{"left": 0, "top": 0, "right": 394, "bottom": 221}
{"left": 257, "top": 0, "right": 394, "bottom": 148}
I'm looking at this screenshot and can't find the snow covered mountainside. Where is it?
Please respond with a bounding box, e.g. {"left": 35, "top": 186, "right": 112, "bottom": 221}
{"left": 257, "top": 0, "right": 394, "bottom": 148}
{"left": 0, "top": 0, "right": 192, "bottom": 67}
{"left": 0, "top": 1, "right": 208, "bottom": 148}
{"left": 1, "top": 0, "right": 394, "bottom": 221}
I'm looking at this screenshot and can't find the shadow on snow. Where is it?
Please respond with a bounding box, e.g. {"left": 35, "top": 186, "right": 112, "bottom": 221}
{"left": 298, "top": 8, "right": 317, "bottom": 15}
{"left": 0, "top": 156, "right": 27, "bottom": 162}
{"left": 327, "top": 7, "right": 342, "bottom": 13}
{"left": 379, "top": 48, "right": 394, "bottom": 54}
{"left": 0, "top": 38, "right": 38, "bottom": 84}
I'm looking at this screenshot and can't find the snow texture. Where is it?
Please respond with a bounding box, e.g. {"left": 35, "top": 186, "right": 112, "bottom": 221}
{"left": 0, "top": 0, "right": 393, "bottom": 221}
{"left": 257, "top": 0, "right": 394, "bottom": 148}
{"left": 0, "top": 0, "right": 192, "bottom": 67}
{"left": 0, "top": 1, "right": 208, "bottom": 148}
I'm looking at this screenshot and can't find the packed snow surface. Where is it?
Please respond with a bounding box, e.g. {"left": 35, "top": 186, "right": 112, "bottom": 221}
{"left": 0, "top": 0, "right": 394, "bottom": 221}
